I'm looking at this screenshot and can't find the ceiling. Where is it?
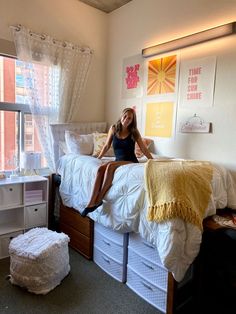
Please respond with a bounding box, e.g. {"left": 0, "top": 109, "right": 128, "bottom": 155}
{"left": 79, "top": 0, "right": 132, "bottom": 13}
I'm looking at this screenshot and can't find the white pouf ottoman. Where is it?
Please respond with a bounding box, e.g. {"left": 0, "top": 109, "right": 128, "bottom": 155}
{"left": 9, "top": 227, "right": 70, "bottom": 294}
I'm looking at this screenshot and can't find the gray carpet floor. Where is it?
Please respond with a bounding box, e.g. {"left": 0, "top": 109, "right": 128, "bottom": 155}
{"left": 0, "top": 248, "right": 160, "bottom": 314}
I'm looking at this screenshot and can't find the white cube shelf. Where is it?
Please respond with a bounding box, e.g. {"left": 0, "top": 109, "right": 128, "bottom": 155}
{"left": 0, "top": 175, "right": 48, "bottom": 259}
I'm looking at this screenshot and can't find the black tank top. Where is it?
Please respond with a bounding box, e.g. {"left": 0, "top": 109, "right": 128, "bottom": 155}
{"left": 112, "top": 133, "right": 138, "bottom": 163}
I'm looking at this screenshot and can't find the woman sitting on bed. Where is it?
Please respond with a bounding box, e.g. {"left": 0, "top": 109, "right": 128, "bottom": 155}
{"left": 81, "top": 107, "right": 153, "bottom": 217}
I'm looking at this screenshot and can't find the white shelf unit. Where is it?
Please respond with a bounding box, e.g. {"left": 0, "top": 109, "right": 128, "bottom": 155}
{"left": 0, "top": 175, "right": 48, "bottom": 259}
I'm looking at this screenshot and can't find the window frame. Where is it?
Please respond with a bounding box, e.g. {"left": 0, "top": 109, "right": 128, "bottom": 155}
{"left": 0, "top": 54, "right": 51, "bottom": 174}
{"left": 0, "top": 101, "right": 31, "bottom": 171}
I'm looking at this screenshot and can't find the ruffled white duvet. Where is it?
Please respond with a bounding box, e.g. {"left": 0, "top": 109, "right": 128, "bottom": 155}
{"left": 57, "top": 154, "right": 236, "bottom": 281}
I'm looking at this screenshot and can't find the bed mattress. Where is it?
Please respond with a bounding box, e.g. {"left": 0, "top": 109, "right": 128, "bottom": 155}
{"left": 57, "top": 154, "right": 236, "bottom": 281}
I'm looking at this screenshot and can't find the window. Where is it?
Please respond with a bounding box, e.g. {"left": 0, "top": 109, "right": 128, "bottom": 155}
{"left": 25, "top": 133, "right": 33, "bottom": 146}
{"left": 0, "top": 55, "right": 46, "bottom": 172}
{"left": 25, "top": 114, "right": 33, "bottom": 127}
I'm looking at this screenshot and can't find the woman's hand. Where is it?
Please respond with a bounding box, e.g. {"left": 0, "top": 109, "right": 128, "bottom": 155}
{"left": 97, "top": 126, "right": 114, "bottom": 159}
{"left": 136, "top": 136, "right": 153, "bottom": 160}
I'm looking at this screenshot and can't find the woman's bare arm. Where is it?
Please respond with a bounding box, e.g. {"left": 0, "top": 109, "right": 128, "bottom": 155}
{"left": 97, "top": 126, "right": 114, "bottom": 159}
{"left": 136, "top": 131, "right": 153, "bottom": 160}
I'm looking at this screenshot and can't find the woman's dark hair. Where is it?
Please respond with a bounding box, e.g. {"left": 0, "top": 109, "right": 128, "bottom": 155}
{"left": 114, "top": 108, "right": 138, "bottom": 140}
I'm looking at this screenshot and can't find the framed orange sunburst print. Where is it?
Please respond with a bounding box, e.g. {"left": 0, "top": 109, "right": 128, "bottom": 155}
{"left": 147, "top": 55, "right": 176, "bottom": 95}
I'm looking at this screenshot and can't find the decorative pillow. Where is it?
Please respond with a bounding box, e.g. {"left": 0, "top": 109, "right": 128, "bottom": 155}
{"left": 65, "top": 130, "right": 94, "bottom": 155}
{"left": 59, "top": 140, "right": 69, "bottom": 155}
{"left": 92, "top": 133, "right": 114, "bottom": 157}
{"left": 135, "top": 138, "right": 153, "bottom": 158}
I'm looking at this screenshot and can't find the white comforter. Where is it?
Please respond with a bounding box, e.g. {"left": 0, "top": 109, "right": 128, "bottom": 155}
{"left": 57, "top": 154, "right": 236, "bottom": 282}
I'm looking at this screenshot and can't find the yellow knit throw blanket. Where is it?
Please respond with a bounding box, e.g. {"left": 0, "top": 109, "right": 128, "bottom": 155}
{"left": 145, "top": 160, "right": 213, "bottom": 231}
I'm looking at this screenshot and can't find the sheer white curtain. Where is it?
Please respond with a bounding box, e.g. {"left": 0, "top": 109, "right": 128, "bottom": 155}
{"left": 11, "top": 25, "right": 93, "bottom": 171}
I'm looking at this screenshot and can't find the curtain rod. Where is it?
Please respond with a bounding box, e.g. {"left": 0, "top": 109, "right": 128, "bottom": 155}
{"left": 10, "top": 25, "right": 93, "bottom": 54}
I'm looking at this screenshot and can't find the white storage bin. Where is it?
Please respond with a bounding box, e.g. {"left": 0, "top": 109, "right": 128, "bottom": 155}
{"left": 95, "top": 223, "right": 125, "bottom": 245}
{"left": 0, "top": 184, "right": 23, "bottom": 208}
{"left": 129, "top": 233, "right": 162, "bottom": 264}
{"left": 94, "top": 230, "right": 124, "bottom": 263}
{"left": 0, "top": 231, "right": 23, "bottom": 259}
{"left": 128, "top": 247, "right": 168, "bottom": 291}
{"left": 25, "top": 203, "right": 47, "bottom": 228}
{"left": 127, "top": 266, "right": 167, "bottom": 313}
{"left": 94, "top": 245, "right": 126, "bottom": 282}
{"left": 94, "top": 223, "right": 128, "bottom": 283}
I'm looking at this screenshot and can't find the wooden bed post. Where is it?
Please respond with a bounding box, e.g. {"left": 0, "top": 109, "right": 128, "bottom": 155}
{"left": 166, "top": 272, "right": 177, "bottom": 314}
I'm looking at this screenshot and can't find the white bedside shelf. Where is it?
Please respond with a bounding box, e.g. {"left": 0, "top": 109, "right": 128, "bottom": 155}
{"left": 0, "top": 175, "right": 48, "bottom": 259}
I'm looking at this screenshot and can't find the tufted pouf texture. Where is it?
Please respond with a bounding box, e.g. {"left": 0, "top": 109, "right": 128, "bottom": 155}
{"left": 9, "top": 227, "right": 70, "bottom": 294}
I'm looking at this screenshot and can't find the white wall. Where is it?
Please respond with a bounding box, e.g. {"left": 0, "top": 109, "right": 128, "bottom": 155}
{"left": 0, "top": 0, "right": 107, "bottom": 122}
{"left": 107, "top": 0, "right": 236, "bottom": 174}
{"left": 1, "top": 0, "right": 235, "bottom": 174}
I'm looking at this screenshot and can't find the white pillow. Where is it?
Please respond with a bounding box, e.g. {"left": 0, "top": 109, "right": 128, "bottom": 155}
{"left": 59, "top": 140, "right": 69, "bottom": 155}
{"left": 65, "top": 130, "right": 93, "bottom": 155}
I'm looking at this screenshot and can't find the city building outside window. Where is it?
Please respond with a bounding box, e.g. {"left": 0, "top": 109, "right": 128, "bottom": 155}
{"left": 0, "top": 55, "right": 47, "bottom": 173}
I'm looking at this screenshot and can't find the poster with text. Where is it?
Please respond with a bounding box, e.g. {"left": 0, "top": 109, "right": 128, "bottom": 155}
{"left": 179, "top": 56, "right": 216, "bottom": 107}
{"left": 145, "top": 102, "right": 175, "bottom": 138}
{"left": 147, "top": 55, "right": 177, "bottom": 95}
{"left": 122, "top": 55, "right": 143, "bottom": 98}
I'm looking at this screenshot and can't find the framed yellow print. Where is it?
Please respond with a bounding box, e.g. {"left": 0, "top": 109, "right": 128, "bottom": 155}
{"left": 145, "top": 102, "right": 174, "bottom": 137}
